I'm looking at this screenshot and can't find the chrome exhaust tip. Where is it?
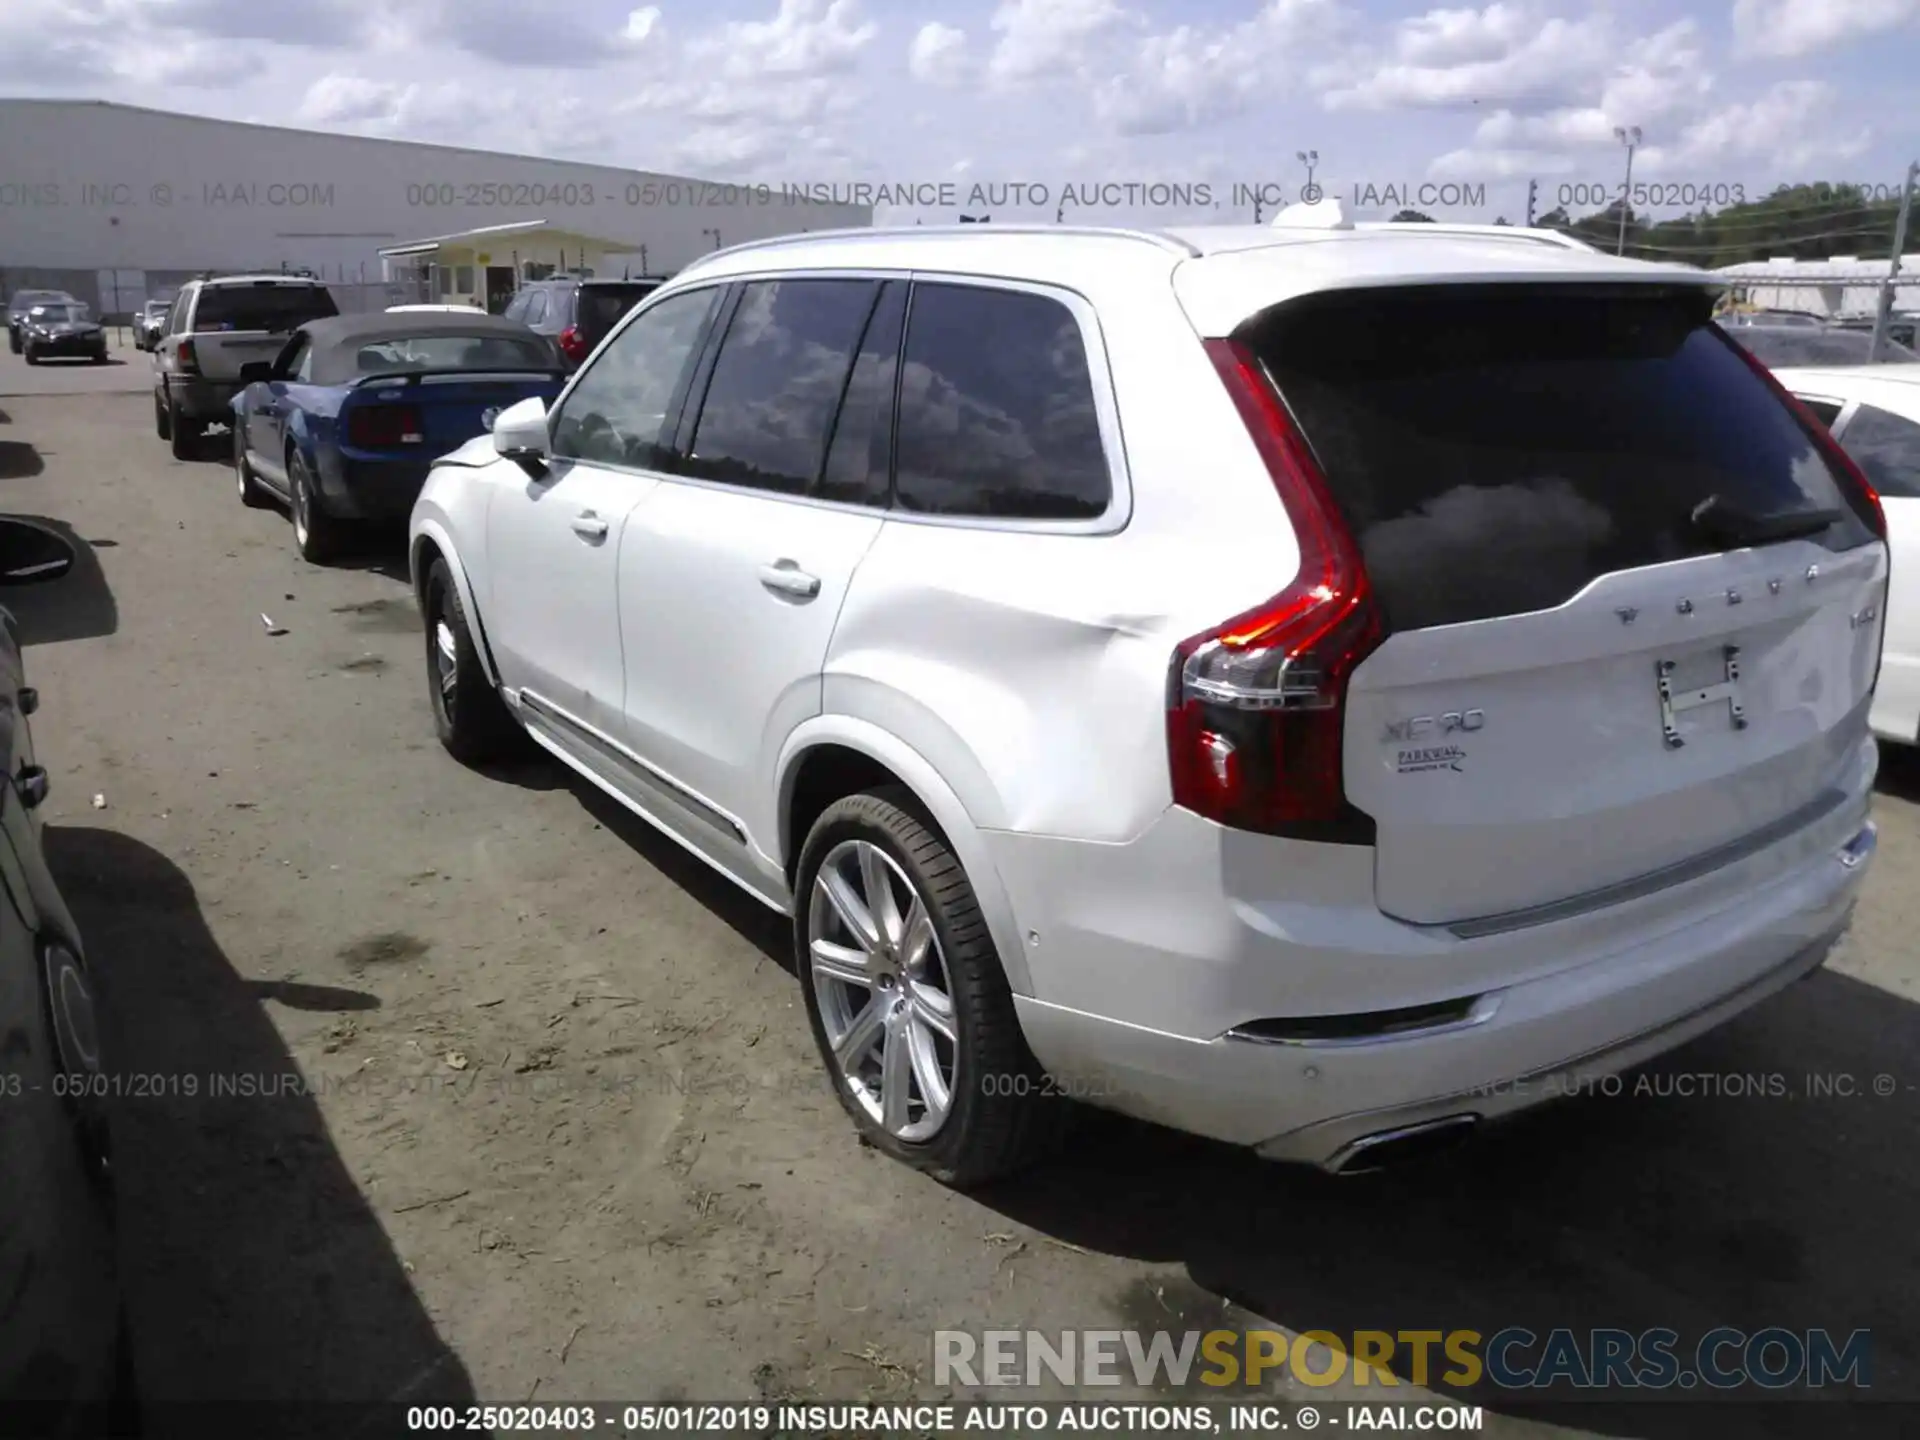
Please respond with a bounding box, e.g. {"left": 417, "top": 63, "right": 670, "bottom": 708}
{"left": 1329, "top": 1114, "right": 1479, "bottom": 1175}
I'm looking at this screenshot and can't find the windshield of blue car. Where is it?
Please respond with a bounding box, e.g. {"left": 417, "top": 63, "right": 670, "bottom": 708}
{"left": 28, "top": 305, "right": 86, "bottom": 325}
{"left": 351, "top": 335, "right": 556, "bottom": 375}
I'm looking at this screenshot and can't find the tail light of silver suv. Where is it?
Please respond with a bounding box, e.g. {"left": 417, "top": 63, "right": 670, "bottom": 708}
{"left": 1166, "top": 338, "right": 1384, "bottom": 842}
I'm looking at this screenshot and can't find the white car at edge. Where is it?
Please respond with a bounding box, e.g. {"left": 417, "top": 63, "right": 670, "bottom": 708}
{"left": 1775, "top": 363, "right": 1920, "bottom": 746}
{"left": 408, "top": 218, "right": 1886, "bottom": 1185}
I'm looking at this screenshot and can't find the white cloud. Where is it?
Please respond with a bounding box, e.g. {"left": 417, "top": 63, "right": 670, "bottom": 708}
{"left": 909, "top": 21, "right": 970, "bottom": 84}
{"left": 1732, "top": 0, "right": 1919, "bottom": 59}
{"left": 295, "top": 73, "right": 469, "bottom": 137}
{"left": 690, "top": 0, "right": 877, "bottom": 80}
{"left": 987, "top": 0, "right": 1128, "bottom": 85}
{"left": 1321, "top": 3, "right": 1610, "bottom": 111}
{"left": 1646, "top": 81, "right": 1872, "bottom": 171}
{"left": 1092, "top": 0, "right": 1341, "bottom": 135}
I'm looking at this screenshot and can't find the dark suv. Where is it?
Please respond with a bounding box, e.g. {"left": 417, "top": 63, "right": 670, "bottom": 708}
{"left": 501, "top": 276, "right": 663, "bottom": 368}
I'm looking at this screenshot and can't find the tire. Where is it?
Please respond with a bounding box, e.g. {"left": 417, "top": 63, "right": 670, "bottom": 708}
{"left": 22, "top": 347, "right": 37, "bottom": 366}
{"left": 233, "top": 427, "right": 269, "bottom": 508}
{"left": 794, "top": 789, "right": 1064, "bottom": 1187}
{"left": 6, "top": 330, "right": 17, "bottom": 355}
{"left": 167, "top": 402, "right": 199, "bottom": 462}
{"left": 153, "top": 393, "right": 171, "bottom": 440}
{"left": 92, "top": 350, "right": 108, "bottom": 365}
{"left": 422, "top": 557, "right": 521, "bottom": 765}
{"left": 287, "top": 449, "right": 347, "bottom": 562}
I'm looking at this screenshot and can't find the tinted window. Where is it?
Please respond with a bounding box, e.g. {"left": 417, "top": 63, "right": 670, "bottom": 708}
{"left": 894, "top": 283, "right": 1109, "bottom": 520}
{"left": 1251, "top": 286, "right": 1876, "bottom": 634}
{"left": 683, "top": 279, "right": 877, "bottom": 496}
{"left": 578, "top": 285, "right": 661, "bottom": 342}
{"left": 1799, "top": 398, "right": 1843, "bottom": 427}
{"left": 194, "top": 284, "right": 338, "bottom": 333}
{"left": 1838, "top": 403, "right": 1920, "bottom": 499}
{"left": 817, "top": 281, "right": 906, "bottom": 508}
{"left": 551, "top": 287, "right": 719, "bottom": 470}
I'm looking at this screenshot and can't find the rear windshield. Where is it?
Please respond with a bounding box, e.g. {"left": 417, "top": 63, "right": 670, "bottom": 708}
{"left": 577, "top": 284, "right": 661, "bottom": 340}
{"left": 347, "top": 334, "right": 557, "bottom": 377}
{"left": 1249, "top": 285, "right": 1877, "bottom": 634}
{"left": 1728, "top": 327, "right": 1918, "bottom": 368}
{"left": 195, "top": 283, "right": 338, "bottom": 333}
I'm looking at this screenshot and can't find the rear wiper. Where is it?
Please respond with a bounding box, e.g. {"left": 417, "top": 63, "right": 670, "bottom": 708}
{"left": 1690, "top": 494, "right": 1840, "bottom": 546}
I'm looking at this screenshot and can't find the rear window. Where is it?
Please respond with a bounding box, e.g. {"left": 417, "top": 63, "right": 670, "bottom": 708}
{"left": 578, "top": 285, "right": 662, "bottom": 341}
{"left": 1249, "top": 285, "right": 1876, "bottom": 634}
{"left": 194, "top": 283, "right": 338, "bottom": 333}
{"left": 348, "top": 334, "right": 556, "bottom": 376}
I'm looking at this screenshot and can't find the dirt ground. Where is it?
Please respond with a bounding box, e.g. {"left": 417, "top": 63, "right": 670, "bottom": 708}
{"left": 2, "top": 357, "right": 1917, "bottom": 1440}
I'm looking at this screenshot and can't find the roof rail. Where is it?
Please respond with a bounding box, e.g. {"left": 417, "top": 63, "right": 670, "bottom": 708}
{"left": 678, "top": 223, "right": 1202, "bottom": 274}
{"left": 1359, "top": 222, "right": 1598, "bottom": 252}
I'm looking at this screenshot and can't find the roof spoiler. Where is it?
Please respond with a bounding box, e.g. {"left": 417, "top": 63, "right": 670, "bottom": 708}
{"left": 350, "top": 367, "right": 568, "bottom": 388}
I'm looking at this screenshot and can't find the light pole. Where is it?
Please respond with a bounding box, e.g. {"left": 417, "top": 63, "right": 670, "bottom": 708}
{"left": 1297, "top": 150, "right": 1320, "bottom": 204}
{"left": 1614, "top": 126, "right": 1641, "bottom": 255}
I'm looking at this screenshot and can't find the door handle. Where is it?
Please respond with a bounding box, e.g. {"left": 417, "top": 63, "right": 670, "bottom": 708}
{"left": 759, "top": 561, "right": 821, "bottom": 599}
{"left": 571, "top": 511, "right": 609, "bottom": 541}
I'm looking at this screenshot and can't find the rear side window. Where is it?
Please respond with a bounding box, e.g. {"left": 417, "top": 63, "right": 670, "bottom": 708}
{"left": 523, "top": 291, "right": 549, "bottom": 325}
{"left": 683, "top": 279, "right": 878, "bottom": 497}
{"left": 501, "top": 292, "right": 530, "bottom": 323}
{"left": 578, "top": 285, "right": 660, "bottom": 342}
{"left": 1837, "top": 403, "right": 1920, "bottom": 499}
{"left": 194, "top": 283, "right": 338, "bottom": 333}
{"left": 1249, "top": 286, "right": 1876, "bottom": 634}
{"left": 894, "top": 283, "right": 1110, "bottom": 520}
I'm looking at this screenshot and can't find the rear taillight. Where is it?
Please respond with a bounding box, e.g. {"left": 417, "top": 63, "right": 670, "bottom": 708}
{"left": 557, "top": 326, "right": 589, "bottom": 363}
{"left": 347, "top": 404, "right": 424, "bottom": 448}
{"left": 1722, "top": 332, "right": 1887, "bottom": 542}
{"left": 175, "top": 338, "right": 199, "bottom": 375}
{"left": 1167, "top": 339, "right": 1384, "bottom": 841}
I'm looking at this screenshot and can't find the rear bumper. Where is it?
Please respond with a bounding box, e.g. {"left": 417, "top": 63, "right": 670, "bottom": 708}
{"left": 317, "top": 452, "right": 431, "bottom": 522}
{"left": 164, "top": 377, "right": 240, "bottom": 421}
{"left": 997, "top": 741, "right": 1879, "bottom": 1169}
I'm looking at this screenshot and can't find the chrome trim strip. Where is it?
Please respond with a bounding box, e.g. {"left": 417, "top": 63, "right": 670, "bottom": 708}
{"left": 1226, "top": 993, "right": 1501, "bottom": 1049}
{"left": 1446, "top": 785, "right": 1852, "bottom": 940}
{"left": 516, "top": 691, "right": 747, "bottom": 846}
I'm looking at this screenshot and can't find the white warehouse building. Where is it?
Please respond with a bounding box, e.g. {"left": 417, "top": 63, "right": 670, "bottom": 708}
{"left": 0, "top": 99, "right": 870, "bottom": 317}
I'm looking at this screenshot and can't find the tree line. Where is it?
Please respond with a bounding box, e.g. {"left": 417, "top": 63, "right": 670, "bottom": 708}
{"left": 1389, "top": 182, "right": 1911, "bottom": 268}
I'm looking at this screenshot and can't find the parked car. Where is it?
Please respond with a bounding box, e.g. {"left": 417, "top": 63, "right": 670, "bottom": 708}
{"left": 411, "top": 224, "right": 1885, "bottom": 1184}
{"left": 16, "top": 302, "right": 108, "bottom": 366}
{"left": 1831, "top": 314, "right": 1920, "bottom": 351}
{"left": 233, "top": 311, "right": 566, "bottom": 562}
{"left": 133, "top": 298, "right": 173, "bottom": 352}
{"left": 6, "top": 289, "right": 79, "bottom": 355}
{"left": 501, "top": 276, "right": 664, "bottom": 368}
{"left": 0, "top": 517, "right": 135, "bottom": 1435}
{"left": 152, "top": 274, "right": 339, "bottom": 461}
{"left": 1776, "top": 364, "right": 1920, "bottom": 747}
{"left": 1724, "top": 323, "right": 1919, "bottom": 369}
{"left": 1720, "top": 309, "right": 1828, "bottom": 328}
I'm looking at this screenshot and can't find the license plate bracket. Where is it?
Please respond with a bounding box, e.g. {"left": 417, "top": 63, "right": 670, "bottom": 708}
{"left": 1657, "top": 645, "right": 1745, "bottom": 749}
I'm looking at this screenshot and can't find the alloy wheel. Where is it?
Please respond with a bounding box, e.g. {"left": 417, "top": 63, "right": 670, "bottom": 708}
{"left": 807, "top": 839, "right": 958, "bottom": 1142}
{"left": 290, "top": 458, "right": 311, "bottom": 546}
{"left": 432, "top": 617, "right": 458, "bottom": 724}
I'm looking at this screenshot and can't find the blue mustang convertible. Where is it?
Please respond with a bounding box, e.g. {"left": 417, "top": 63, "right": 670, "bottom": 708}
{"left": 231, "top": 311, "right": 567, "bottom": 562}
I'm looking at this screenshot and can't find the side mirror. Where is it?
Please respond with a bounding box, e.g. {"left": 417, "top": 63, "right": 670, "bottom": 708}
{"left": 0, "top": 519, "right": 76, "bottom": 586}
{"left": 238, "top": 361, "right": 273, "bottom": 385}
{"left": 493, "top": 396, "right": 551, "bottom": 469}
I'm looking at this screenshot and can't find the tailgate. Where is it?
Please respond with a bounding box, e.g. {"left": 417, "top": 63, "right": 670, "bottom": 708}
{"left": 191, "top": 332, "right": 289, "bottom": 379}
{"left": 1250, "top": 283, "right": 1888, "bottom": 927}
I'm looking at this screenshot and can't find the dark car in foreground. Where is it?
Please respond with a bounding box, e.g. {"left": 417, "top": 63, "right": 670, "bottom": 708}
{"left": 1727, "top": 323, "right": 1920, "bottom": 368}
{"left": 6, "top": 290, "right": 78, "bottom": 355}
{"left": 0, "top": 518, "right": 134, "bottom": 1437}
{"left": 17, "top": 302, "right": 109, "bottom": 366}
{"left": 232, "top": 310, "right": 566, "bottom": 562}
{"left": 501, "top": 275, "right": 664, "bottom": 368}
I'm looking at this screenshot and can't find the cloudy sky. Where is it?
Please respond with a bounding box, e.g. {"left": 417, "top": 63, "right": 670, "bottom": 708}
{"left": 1, "top": 0, "right": 1914, "bottom": 227}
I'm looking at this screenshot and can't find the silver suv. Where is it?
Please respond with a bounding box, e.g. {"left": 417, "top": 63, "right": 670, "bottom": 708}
{"left": 152, "top": 275, "right": 337, "bottom": 460}
{"left": 410, "top": 218, "right": 1886, "bottom": 1184}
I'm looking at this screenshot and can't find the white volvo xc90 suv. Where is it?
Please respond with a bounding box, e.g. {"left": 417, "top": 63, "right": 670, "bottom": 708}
{"left": 409, "top": 216, "right": 1886, "bottom": 1184}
